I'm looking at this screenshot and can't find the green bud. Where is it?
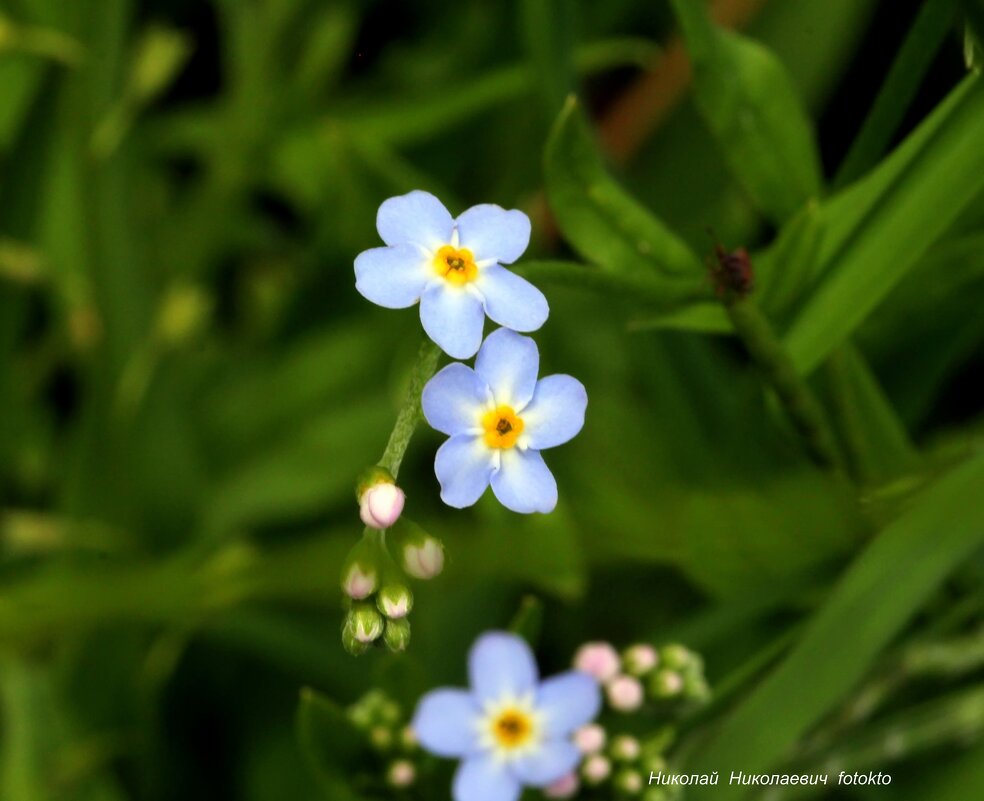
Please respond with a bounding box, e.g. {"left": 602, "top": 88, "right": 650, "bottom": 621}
{"left": 659, "top": 644, "right": 692, "bottom": 670}
{"left": 347, "top": 603, "right": 384, "bottom": 645}
{"left": 377, "top": 584, "right": 413, "bottom": 619}
{"left": 341, "top": 537, "right": 381, "bottom": 600}
{"left": 379, "top": 699, "right": 403, "bottom": 726}
{"left": 342, "top": 623, "right": 369, "bottom": 656}
{"left": 649, "top": 669, "right": 684, "bottom": 699}
{"left": 610, "top": 734, "right": 641, "bottom": 761}
{"left": 614, "top": 769, "right": 643, "bottom": 795}
{"left": 369, "top": 725, "right": 394, "bottom": 751}
{"left": 384, "top": 618, "right": 411, "bottom": 652}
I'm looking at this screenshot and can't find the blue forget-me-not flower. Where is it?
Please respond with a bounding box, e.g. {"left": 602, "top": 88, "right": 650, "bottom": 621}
{"left": 354, "top": 191, "right": 548, "bottom": 358}
{"left": 421, "top": 328, "right": 587, "bottom": 513}
{"left": 412, "top": 631, "right": 601, "bottom": 801}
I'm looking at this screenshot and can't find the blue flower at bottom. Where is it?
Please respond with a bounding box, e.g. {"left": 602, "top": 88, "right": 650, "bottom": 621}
{"left": 354, "top": 190, "right": 548, "bottom": 359}
{"left": 421, "top": 328, "right": 587, "bottom": 514}
{"left": 412, "top": 632, "right": 601, "bottom": 801}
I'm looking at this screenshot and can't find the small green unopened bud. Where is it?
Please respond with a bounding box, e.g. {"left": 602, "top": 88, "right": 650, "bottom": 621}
{"left": 615, "top": 769, "right": 643, "bottom": 795}
{"left": 377, "top": 584, "right": 413, "bottom": 619}
{"left": 649, "top": 669, "right": 684, "bottom": 698}
{"left": 369, "top": 725, "right": 394, "bottom": 751}
{"left": 659, "top": 644, "right": 693, "bottom": 670}
{"left": 341, "top": 537, "right": 381, "bottom": 600}
{"left": 342, "top": 624, "right": 369, "bottom": 656}
{"left": 683, "top": 671, "right": 711, "bottom": 702}
{"left": 348, "top": 603, "right": 384, "bottom": 645}
{"left": 610, "top": 735, "right": 641, "bottom": 761}
{"left": 399, "top": 725, "right": 417, "bottom": 750}
{"left": 384, "top": 618, "right": 411, "bottom": 652}
{"left": 582, "top": 755, "right": 611, "bottom": 785}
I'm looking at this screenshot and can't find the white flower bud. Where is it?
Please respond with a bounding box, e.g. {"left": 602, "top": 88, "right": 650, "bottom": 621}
{"left": 610, "top": 735, "right": 641, "bottom": 761}
{"left": 623, "top": 644, "right": 658, "bottom": 676}
{"left": 402, "top": 535, "right": 444, "bottom": 579}
{"left": 341, "top": 563, "right": 377, "bottom": 600}
{"left": 573, "top": 642, "right": 621, "bottom": 683}
{"left": 573, "top": 723, "right": 606, "bottom": 754}
{"left": 359, "top": 481, "right": 405, "bottom": 530}
{"left": 606, "top": 675, "right": 644, "bottom": 712}
{"left": 387, "top": 759, "right": 416, "bottom": 788}
{"left": 544, "top": 772, "right": 580, "bottom": 798}
{"left": 377, "top": 584, "right": 413, "bottom": 619}
{"left": 582, "top": 754, "right": 611, "bottom": 785}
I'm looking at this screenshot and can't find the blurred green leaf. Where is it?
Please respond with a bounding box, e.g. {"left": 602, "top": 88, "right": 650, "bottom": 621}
{"left": 544, "top": 96, "right": 704, "bottom": 280}
{"left": 508, "top": 596, "right": 545, "bottom": 645}
{"left": 521, "top": 0, "right": 576, "bottom": 116}
{"left": 785, "top": 76, "right": 984, "bottom": 373}
{"left": 669, "top": 0, "right": 822, "bottom": 224}
{"left": 687, "top": 451, "right": 984, "bottom": 798}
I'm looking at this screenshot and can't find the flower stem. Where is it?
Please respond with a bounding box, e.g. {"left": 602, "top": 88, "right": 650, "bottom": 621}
{"left": 377, "top": 339, "right": 442, "bottom": 479}
{"left": 724, "top": 296, "right": 844, "bottom": 472}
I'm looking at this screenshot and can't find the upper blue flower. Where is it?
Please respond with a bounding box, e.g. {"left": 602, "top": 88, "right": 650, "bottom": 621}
{"left": 421, "top": 328, "right": 587, "bottom": 514}
{"left": 412, "top": 631, "right": 601, "bottom": 801}
{"left": 354, "top": 191, "right": 549, "bottom": 359}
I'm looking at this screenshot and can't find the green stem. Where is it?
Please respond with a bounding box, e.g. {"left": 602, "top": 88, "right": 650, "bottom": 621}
{"left": 377, "top": 339, "right": 441, "bottom": 478}
{"left": 724, "top": 296, "right": 844, "bottom": 471}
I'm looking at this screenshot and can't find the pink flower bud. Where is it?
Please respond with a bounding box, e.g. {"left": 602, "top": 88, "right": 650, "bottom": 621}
{"left": 402, "top": 536, "right": 444, "bottom": 579}
{"left": 387, "top": 759, "right": 416, "bottom": 788}
{"left": 359, "top": 482, "right": 405, "bottom": 529}
{"left": 573, "top": 723, "right": 606, "bottom": 754}
{"left": 573, "top": 642, "right": 621, "bottom": 683}
{"left": 342, "top": 564, "right": 377, "bottom": 600}
{"left": 582, "top": 754, "right": 611, "bottom": 785}
{"left": 606, "top": 675, "right": 644, "bottom": 712}
{"left": 544, "top": 772, "right": 580, "bottom": 798}
{"left": 623, "top": 644, "right": 658, "bottom": 675}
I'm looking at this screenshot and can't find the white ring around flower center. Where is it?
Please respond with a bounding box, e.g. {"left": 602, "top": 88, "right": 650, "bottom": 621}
{"left": 475, "top": 693, "right": 542, "bottom": 763}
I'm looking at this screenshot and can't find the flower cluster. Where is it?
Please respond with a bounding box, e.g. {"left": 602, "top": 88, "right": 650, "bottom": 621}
{"left": 354, "top": 191, "right": 586, "bottom": 516}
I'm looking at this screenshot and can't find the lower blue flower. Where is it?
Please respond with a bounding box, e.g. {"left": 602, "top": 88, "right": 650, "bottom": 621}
{"left": 412, "top": 632, "right": 601, "bottom": 801}
{"left": 421, "top": 328, "right": 587, "bottom": 513}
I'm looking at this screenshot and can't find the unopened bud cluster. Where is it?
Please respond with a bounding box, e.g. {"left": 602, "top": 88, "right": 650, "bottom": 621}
{"left": 347, "top": 690, "right": 422, "bottom": 790}
{"left": 546, "top": 724, "right": 676, "bottom": 800}
{"left": 544, "top": 640, "right": 710, "bottom": 798}
{"left": 341, "top": 470, "right": 446, "bottom": 655}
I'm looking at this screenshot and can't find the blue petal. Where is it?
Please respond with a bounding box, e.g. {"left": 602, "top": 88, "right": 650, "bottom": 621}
{"left": 536, "top": 672, "right": 602, "bottom": 738}
{"left": 422, "top": 364, "right": 489, "bottom": 436}
{"left": 455, "top": 204, "right": 531, "bottom": 264}
{"left": 420, "top": 284, "right": 486, "bottom": 359}
{"left": 474, "top": 328, "right": 539, "bottom": 410}
{"left": 377, "top": 190, "right": 454, "bottom": 250}
{"left": 453, "top": 756, "right": 522, "bottom": 801}
{"left": 512, "top": 740, "right": 581, "bottom": 788}
{"left": 491, "top": 448, "right": 557, "bottom": 514}
{"left": 522, "top": 375, "right": 587, "bottom": 450}
{"left": 354, "top": 245, "right": 429, "bottom": 309}
{"left": 478, "top": 266, "right": 549, "bottom": 333}
{"left": 435, "top": 434, "right": 494, "bottom": 508}
{"left": 469, "top": 631, "right": 539, "bottom": 702}
{"left": 412, "top": 689, "right": 481, "bottom": 758}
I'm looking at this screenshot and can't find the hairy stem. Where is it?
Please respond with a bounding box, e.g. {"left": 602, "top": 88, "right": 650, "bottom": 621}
{"left": 724, "top": 296, "right": 844, "bottom": 472}
{"left": 377, "top": 340, "right": 442, "bottom": 478}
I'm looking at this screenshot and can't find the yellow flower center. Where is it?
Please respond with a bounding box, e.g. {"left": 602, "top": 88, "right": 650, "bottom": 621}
{"left": 433, "top": 245, "right": 478, "bottom": 286}
{"left": 490, "top": 708, "right": 534, "bottom": 749}
{"left": 482, "top": 405, "right": 524, "bottom": 449}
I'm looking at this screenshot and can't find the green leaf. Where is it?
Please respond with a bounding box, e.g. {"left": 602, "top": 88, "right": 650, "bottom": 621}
{"left": 520, "top": 0, "right": 576, "bottom": 116}
{"left": 686, "top": 451, "right": 984, "bottom": 799}
{"left": 669, "top": 0, "right": 822, "bottom": 224}
{"left": 833, "top": 0, "right": 960, "bottom": 188}
{"left": 295, "top": 688, "right": 374, "bottom": 801}
{"left": 544, "top": 96, "right": 704, "bottom": 279}
{"left": 785, "top": 76, "right": 984, "bottom": 373}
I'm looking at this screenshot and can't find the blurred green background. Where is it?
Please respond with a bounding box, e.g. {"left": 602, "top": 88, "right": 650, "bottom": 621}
{"left": 1, "top": 0, "right": 983, "bottom": 799}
